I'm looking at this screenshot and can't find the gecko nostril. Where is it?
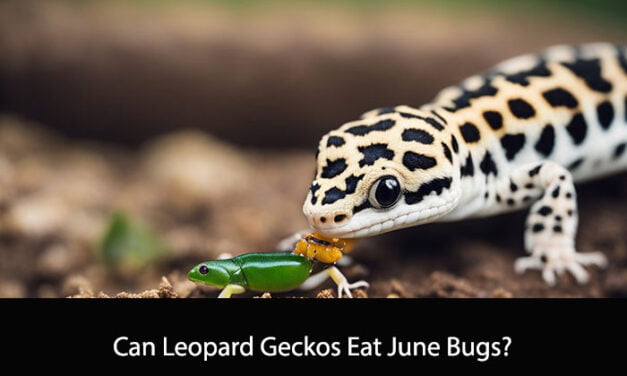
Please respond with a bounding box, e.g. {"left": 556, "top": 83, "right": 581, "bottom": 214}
{"left": 320, "top": 216, "right": 327, "bottom": 223}
{"left": 334, "top": 214, "right": 347, "bottom": 223}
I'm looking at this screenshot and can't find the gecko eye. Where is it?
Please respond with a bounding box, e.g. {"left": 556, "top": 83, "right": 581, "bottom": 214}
{"left": 199, "top": 265, "right": 209, "bottom": 275}
{"left": 369, "top": 175, "right": 401, "bottom": 209}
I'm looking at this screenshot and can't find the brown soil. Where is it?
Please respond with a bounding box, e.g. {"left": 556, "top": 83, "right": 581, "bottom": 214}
{"left": 1, "top": 117, "right": 625, "bottom": 298}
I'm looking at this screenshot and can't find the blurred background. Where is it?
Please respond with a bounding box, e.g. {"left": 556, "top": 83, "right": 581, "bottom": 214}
{"left": 0, "top": 0, "right": 625, "bottom": 298}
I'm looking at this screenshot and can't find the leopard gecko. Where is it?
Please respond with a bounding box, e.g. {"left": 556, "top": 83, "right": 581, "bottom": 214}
{"left": 302, "top": 43, "right": 627, "bottom": 288}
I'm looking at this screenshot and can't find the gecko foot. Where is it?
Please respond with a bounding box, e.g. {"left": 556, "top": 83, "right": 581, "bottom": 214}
{"left": 325, "top": 266, "right": 369, "bottom": 298}
{"left": 515, "top": 245, "right": 607, "bottom": 286}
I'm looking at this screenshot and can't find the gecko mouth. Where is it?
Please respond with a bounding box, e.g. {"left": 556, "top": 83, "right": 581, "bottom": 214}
{"left": 312, "top": 201, "right": 455, "bottom": 239}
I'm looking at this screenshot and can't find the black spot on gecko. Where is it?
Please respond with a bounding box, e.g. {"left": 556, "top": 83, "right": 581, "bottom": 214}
{"left": 402, "top": 129, "right": 434, "bottom": 144}
{"left": 460, "top": 122, "right": 481, "bottom": 143}
{"left": 535, "top": 124, "right": 555, "bottom": 157}
{"left": 566, "top": 192, "right": 573, "bottom": 199}
{"left": 344, "top": 174, "right": 364, "bottom": 194}
{"left": 538, "top": 206, "right": 552, "bottom": 216}
{"left": 596, "top": 101, "right": 614, "bottom": 130}
{"left": 565, "top": 113, "right": 587, "bottom": 145}
{"left": 532, "top": 223, "right": 545, "bottom": 233}
{"left": 319, "top": 175, "right": 362, "bottom": 207}
{"left": 500, "top": 134, "right": 526, "bottom": 160}
{"left": 522, "top": 195, "right": 532, "bottom": 202}
{"left": 508, "top": 98, "right": 536, "bottom": 119}
{"left": 507, "top": 198, "right": 515, "bottom": 206}
{"left": 321, "top": 187, "right": 345, "bottom": 205}
{"left": 525, "top": 183, "right": 534, "bottom": 189}
{"left": 483, "top": 111, "right": 503, "bottom": 130}
{"left": 398, "top": 112, "right": 445, "bottom": 131}
{"left": 551, "top": 186, "right": 560, "bottom": 198}
{"left": 614, "top": 143, "right": 626, "bottom": 159}
{"left": 529, "top": 164, "right": 542, "bottom": 177}
{"left": 510, "top": 180, "right": 518, "bottom": 192}
{"left": 346, "top": 119, "right": 395, "bottom": 136}
{"left": 555, "top": 215, "right": 562, "bottom": 221}
{"left": 568, "top": 209, "right": 575, "bottom": 216}
{"left": 561, "top": 58, "right": 613, "bottom": 93}
{"left": 321, "top": 158, "right": 347, "bottom": 179}
{"left": 326, "top": 136, "right": 345, "bottom": 147}
{"left": 451, "top": 135, "right": 459, "bottom": 153}
{"left": 334, "top": 214, "right": 346, "bottom": 223}
{"left": 357, "top": 144, "right": 395, "bottom": 167}
{"left": 479, "top": 151, "right": 498, "bottom": 176}
{"left": 430, "top": 110, "right": 448, "bottom": 124}
{"left": 404, "top": 177, "right": 452, "bottom": 205}
{"left": 553, "top": 225, "right": 563, "bottom": 233}
{"left": 460, "top": 154, "right": 474, "bottom": 177}
{"left": 542, "top": 88, "right": 578, "bottom": 108}
{"left": 496, "top": 194, "right": 501, "bottom": 203}
{"left": 502, "top": 60, "right": 551, "bottom": 86}
{"left": 442, "top": 142, "right": 453, "bottom": 163}
{"left": 309, "top": 183, "right": 320, "bottom": 205}
{"left": 399, "top": 112, "right": 420, "bottom": 119}
{"left": 402, "top": 152, "right": 437, "bottom": 171}
{"left": 444, "top": 81, "right": 498, "bottom": 112}
{"left": 568, "top": 158, "right": 584, "bottom": 171}
{"left": 425, "top": 118, "right": 446, "bottom": 131}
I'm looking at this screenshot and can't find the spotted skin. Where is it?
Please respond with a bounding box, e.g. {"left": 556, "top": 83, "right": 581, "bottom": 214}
{"left": 302, "top": 43, "right": 627, "bottom": 285}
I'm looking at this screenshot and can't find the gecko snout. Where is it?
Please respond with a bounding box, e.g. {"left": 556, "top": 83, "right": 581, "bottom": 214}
{"left": 310, "top": 211, "right": 351, "bottom": 228}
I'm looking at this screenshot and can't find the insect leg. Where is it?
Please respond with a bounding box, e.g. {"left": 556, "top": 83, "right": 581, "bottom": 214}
{"left": 217, "top": 284, "right": 247, "bottom": 298}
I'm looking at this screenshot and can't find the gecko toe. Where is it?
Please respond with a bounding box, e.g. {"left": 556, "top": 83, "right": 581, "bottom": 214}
{"left": 574, "top": 251, "right": 608, "bottom": 268}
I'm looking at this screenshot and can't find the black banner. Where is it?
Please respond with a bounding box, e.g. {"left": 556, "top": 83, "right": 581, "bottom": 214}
{"left": 1, "top": 299, "right": 624, "bottom": 368}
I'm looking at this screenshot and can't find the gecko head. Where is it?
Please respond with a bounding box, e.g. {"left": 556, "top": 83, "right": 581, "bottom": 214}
{"left": 303, "top": 108, "right": 459, "bottom": 238}
{"left": 188, "top": 261, "right": 231, "bottom": 287}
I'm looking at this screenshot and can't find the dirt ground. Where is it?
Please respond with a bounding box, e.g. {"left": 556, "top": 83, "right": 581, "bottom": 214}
{"left": 1, "top": 116, "right": 625, "bottom": 298}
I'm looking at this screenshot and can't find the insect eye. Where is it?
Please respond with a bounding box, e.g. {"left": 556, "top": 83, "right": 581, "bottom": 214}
{"left": 199, "top": 265, "right": 209, "bottom": 275}
{"left": 368, "top": 175, "right": 401, "bottom": 209}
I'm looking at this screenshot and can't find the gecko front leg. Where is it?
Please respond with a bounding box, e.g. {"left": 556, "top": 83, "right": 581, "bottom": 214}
{"left": 496, "top": 161, "right": 607, "bottom": 285}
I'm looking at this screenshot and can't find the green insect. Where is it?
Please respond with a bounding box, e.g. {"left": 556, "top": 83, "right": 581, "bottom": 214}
{"left": 188, "top": 252, "right": 368, "bottom": 298}
{"left": 188, "top": 253, "right": 313, "bottom": 298}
